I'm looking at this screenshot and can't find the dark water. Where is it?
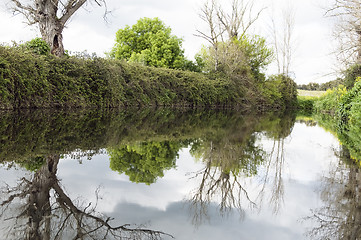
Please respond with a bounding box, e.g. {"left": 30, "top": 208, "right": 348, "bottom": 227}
{"left": 0, "top": 109, "right": 358, "bottom": 239}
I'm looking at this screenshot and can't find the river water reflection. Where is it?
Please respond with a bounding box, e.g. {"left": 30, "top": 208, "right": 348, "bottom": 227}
{"left": 0, "top": 109, "right": 359, "bottom": 239}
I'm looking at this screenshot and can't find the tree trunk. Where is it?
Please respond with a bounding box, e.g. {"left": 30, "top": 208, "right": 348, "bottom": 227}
{"left": 37, "top": 1, "right": 65, "bottom": 57}
{"left": 39, "top": 22, "right": 65, "bottom": 57}
{"left": 27, "top": 154, "right": 59, "bottom": 240}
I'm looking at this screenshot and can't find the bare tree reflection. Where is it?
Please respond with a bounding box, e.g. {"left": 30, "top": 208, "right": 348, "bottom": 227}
{"left": 187, "top": 114, "right": 295, "bottom": 225}
{"left": 0, "top": 154, "right": 172, "bottom": 240}
{"left": 257, "top": 116, "right": 294, "bottom": 214}
{"left": 306, "top": 146, "right": 361, "bottom": 240}
{"left": 188, "top": 134, "right": 263, "bottom": 225}
{"left": 257, "top": 138, "right": 285, "bottom": 214}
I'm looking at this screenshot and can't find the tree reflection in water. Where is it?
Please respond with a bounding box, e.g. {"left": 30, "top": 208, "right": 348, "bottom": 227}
{"left": 257, "top": 116, "right": 295, "bottom": 214}
{"left": 0, "top": 154, "right": 171, "bottom": 240}
{"left": 0, "top": 109, "right": 297, "bottom": 234}
{"left": 306, "top": 146, "right": 361, "bottom": 240}
{"left": 187, "top": 114, "right": 295, "bottom": 225}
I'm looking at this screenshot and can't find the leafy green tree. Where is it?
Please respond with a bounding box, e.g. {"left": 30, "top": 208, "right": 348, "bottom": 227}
{"left": 111, "top": 17, "right": 195, "bottom": 70}
{"left": 109, "top": 141, "right": 182, "bottom": 185}
{"left": 236, "top": 35, "right": 273, "bottom": 81}
{"left": 265, "top": 74, "right": 298, "bottom": 108}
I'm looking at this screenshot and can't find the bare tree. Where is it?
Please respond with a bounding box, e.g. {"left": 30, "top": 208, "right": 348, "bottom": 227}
{"left": 8, "top": 0, "right": 108, "bottom": 56}
{"left": 195, "top": 0, "right": 264, "bottom": 71}
{"left": 0, "top": 154, "right": 172, "bottom": 239}
{"left": 270, "top": 3, "right": 295, "bottom": 76}
{"left": 196, "top": 0, "right": 223, "bottom": 71}
{"left": 326, "top": 0, "right": 361, "bottom": 66}
{"left": 217, "top": 0, "right": 264, "bottom": 39}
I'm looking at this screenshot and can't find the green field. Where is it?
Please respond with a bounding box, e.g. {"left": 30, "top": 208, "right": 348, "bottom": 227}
{"left": 298, "top": 89, "right": 326, "bottom": 97}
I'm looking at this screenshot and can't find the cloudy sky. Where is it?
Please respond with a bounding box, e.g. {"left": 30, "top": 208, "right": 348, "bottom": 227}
{"left": 0, "top": 0, "right": 337, "bottom": 84}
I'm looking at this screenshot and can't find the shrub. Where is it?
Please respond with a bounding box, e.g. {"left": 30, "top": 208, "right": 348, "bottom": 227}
{"left": 24, "top": 38, "right": 50, "bottom": 55}
{"left": 338, "top": 78, "right": 361, "bottom": 125}
{"left": 297, "top": 96, "right": 318, "bottom": 111}
{"left": 343, "top": 64, "right": 361, "bottom": 89}
{"left": 261, "top": 74, "right": 297, "bottom": 110}
{"left": 313, "top": 85, "right": 347, "bottom": 114}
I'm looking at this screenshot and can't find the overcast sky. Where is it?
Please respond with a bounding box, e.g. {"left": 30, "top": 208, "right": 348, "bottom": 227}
{"left": 0, "top": 0, "right": 337, "bottom": 84}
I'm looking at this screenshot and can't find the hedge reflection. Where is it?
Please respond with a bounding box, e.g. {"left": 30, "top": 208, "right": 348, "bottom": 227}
{"left": 0, "top": 108, "right": 297, "bottom": 228}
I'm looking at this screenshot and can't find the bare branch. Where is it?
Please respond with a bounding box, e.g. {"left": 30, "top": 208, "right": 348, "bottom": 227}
{"left": 326, "top": 0, "right": 361, "bottom": 66}
{"left": 59, "top": 0, "right": 87, "bottom": 25}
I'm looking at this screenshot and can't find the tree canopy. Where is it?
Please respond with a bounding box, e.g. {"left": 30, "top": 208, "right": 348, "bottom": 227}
{"left": 111, "top": 17, "right": 196, "bottom": 70}
{"left": 109, "top": 141, "right": 181, "bottom": 185}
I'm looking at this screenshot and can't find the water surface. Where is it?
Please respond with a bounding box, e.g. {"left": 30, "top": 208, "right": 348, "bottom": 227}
{"left": 0, "top": 109, "right": 358, "bottom": 239}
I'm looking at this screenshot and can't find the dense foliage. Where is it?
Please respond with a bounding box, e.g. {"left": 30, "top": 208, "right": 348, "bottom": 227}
{"left": 196, "top": 35, "right": 296, "bottom": 111}
{"left": 109, "top": 141, "right": 182, "bottom": 184}
{"left": 110, "top": 17, "right": 199, "bottom": 71}
{"left": 311, "top": 74, "right": 361, "bottom": 164}
{"left": 0, "top": 43, "right": 297, "bottom": 111}
{"left": 24, "top": 37, "right": 50, "bottom": 55}
{"left": 0, "top": 108, "right": 296, "bottom": 180}
{"left": 0, "top": 44, "right": 244, "bottom": 109}
{"left": 313, "top": 86, "right": 347, "bottom": 114}
{"left": 260, "top": 74, "right": 298, "bottom": 110}
{"left": 237, "top": 35, "right": 273, "bottom": 81}
{"left": 198, "top": 35, "right": 273, "bottom": 81}
{"left": 343, "top": 64, "right": 361, "bottom": 89}
{"left": 297, "top": 96, "right": 318, "bottom": 112}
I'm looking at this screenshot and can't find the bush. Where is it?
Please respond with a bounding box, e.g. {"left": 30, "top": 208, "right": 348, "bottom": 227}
{"left": 343, "top": 64, "right": 361, "bottom": 89}
{"left": 297, "top": 96, "right": 318, "bottom": 111}
{"left": 24, "top": 38, "right": 50, "bottom": 55}
{"left": 261, "top": 74, "right": 297, "bottom": 110}
{"left": 338, "top": 78, "right": 361, "bottom": 125}
{"left": 0, "top": 44, "right": 299, "bottom": 112}
{"left": 313, "top": 85, "right": 347, "bottom": 114}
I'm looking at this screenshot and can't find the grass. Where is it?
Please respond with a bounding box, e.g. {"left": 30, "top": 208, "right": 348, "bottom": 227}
{"left": 297, "top": 89, "right": 326, "bottom": 97}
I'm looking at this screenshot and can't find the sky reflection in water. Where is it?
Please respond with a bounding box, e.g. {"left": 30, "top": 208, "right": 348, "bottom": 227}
{"left": 56, "top": 123, "right": 339, "bottom": 240}
{"left": 0, "top": 110, "right": 347, "bottom": 239}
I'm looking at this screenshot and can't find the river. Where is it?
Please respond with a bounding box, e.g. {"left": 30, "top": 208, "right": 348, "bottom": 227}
{"left": 0, "top": 109, "right": 358, "bottom": 240}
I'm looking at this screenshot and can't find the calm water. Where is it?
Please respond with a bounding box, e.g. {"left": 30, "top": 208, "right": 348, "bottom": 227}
{"left": 0, "top": 109, "right": 358, "bottom": 239}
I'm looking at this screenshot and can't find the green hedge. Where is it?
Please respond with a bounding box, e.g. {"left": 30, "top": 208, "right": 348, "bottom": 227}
{"left": 0, "top": 45, "right": 245, "bottom": 109}
{"left": 0, "top": 45, "right": 299, "bottom": 110}
{"left": 312, "top": 80, "right": 361, "bottom": 164}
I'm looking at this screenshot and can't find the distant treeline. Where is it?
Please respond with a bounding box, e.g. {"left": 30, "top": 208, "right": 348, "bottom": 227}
{"left": 297, "top": 79, "right": 343, "bottom": 91}
{"left": 297, "top": 64, "right": 361, "bottom": 91}
{"left": 0, "top": 44, "right": 297, "bottom": 111}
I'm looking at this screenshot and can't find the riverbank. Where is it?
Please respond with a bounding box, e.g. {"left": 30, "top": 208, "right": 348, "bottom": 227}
{"left": 298, "top": 82, "right": 361, "bottom": 163}
{"left": 0, "top": 45, "right": 296, "bottom": 111}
